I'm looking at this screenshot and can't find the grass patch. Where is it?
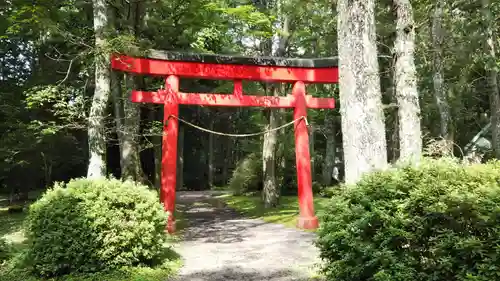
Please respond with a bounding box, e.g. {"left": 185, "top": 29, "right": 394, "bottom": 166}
{"left": 0, "top": 197, "right": 184, "bottom": 281}
{"left": 1, "top": 258, "right": 183, "bottom": 281}
{"left": 169, "top": 207, "right": 188, "bottom": 241}
{"left": 214, "top": 194, "right": 330, "bottom": 231}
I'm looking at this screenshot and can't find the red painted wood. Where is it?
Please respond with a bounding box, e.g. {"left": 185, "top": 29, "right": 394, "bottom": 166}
{"left": 162, "top": 75, "right": 179, "bottom": 234}
{"left": 132, "top": 91, "right": 294, "bottom": 107}
{"left": 112, "top": 52, "right": 338, "bottom": 232}
{"left": 131, "top": 91, "right": 335, "bottom": 109}
{"left": 132, "top": 90, "right": 165, "bottom": 104}
{"left": 177, "top": 93, "right": 295, "bottom": 108}
{"left": 305, "top": 96, "right": 336, "bottom": 109}
{"left": 111, "top": 54, "right": 339, "bottom": 83}
{"left": 292, "top": 81, "right": 319, "bottom": 230}
{"left": 233, "top": 80, "right": 243, "bottom": 97}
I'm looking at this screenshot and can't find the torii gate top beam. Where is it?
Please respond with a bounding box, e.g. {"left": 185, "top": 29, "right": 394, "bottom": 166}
{"left": 111, "top": 50, "right": 339, "bottom": 84}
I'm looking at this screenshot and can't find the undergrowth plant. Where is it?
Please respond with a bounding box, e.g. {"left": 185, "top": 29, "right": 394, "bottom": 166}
{"left": 25, "top": 178, "right": 170, "bottom": 277}
{"left": 316, "top": 158, "right": 500, "bottom": 281}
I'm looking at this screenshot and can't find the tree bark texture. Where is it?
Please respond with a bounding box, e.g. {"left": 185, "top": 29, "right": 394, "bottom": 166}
{"left": 177, "top": 124, "right": 184, "bottom": 190}
{"left": 115, "top": 76, "right": 143, "bottom": 181}
{"left": 262, "top": 103, "right": 280, "bottom": 207}
{"left": 208, "top": 119, "right": 215, "bottom": 188}
{"left": 222, "top": 137, "right": 233, "bottom": 185}
{"left": 481, "top": 0, "right": 500, "bottom": 159}
{"left": 432, "top": 0, "right": 452, "bottom": 147}
{"left": 389, "top": 85, "right": 400, "bottom": 162}
{"left": 309, "top": 122, "right": 315, "bottom": 180}
{"left": 337, "top": 0, "right": 388, "bottom": 185}
{"left": 322, "top": 115, "right": 337, "bottom": 186}
{"left": 393, "top": 0, "right": 422, "bottom": 163}
{"left": 114, "top": 1, "right": 146, "bottom": 182}
{"left": 111, "top": 71, "right": 125, "bottom": 171}
{"left": 154, "top": 107, "right": 162, "bottom": 190}
{"left": 262, "top": 2, "right": 289, "bottom": 208}
{"left": 87, "top": 0, "right": 110, "bottom": 178}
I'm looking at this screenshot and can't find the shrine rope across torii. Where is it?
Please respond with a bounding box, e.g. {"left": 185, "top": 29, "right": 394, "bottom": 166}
{"left": 111, "top": 50, "right": 339, "bottom": 233}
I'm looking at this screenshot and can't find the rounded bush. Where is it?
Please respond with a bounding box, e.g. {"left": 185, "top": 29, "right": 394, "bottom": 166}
{"left": 26, "top": 178, "right": 168, "bottom": 277}
{"left": 229, "top": 153, "right": 261, "bottom": 195}
{"left": 316, "top": 158, "right": 500, "bottom": 281}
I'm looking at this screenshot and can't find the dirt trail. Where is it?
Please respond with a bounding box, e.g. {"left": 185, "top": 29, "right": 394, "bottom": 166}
{"left": 170, "top": 191, "right": 322, "bottom": 281}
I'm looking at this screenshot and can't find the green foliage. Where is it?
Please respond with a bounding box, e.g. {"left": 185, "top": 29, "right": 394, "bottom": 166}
{"left": 25, "top": 178, "right": 169, "bottom": 277}
{"left": 1, "top": 252, "right": 182, "bottom": 281}
{"left": 0, "top": 238, "right": 10, "bottom": 263}
{"left": 216, "top": 194, "right": 330, "bottom": 230}
{"left": 228, "top": 153, "right": 261, "bottom": 195}
{"left": 311, "top": 181, "right": 322, "bottom": 195}
{"left": 7, "top": 205, "right": 24, "bottom": 214}
{"left": 316, "top": 158, "right": 500, "bottom": 281}
{"left": 24, "top": 85, "right": 88, "bottom": 127}
{"left": 318, "top": 186, "right": 339, "bottom": 198}
{"left": 2, "top": 0, "right": 499, "bottom": 216}
{"left": 204, "top": 3, "right": 274, "bottom": 39}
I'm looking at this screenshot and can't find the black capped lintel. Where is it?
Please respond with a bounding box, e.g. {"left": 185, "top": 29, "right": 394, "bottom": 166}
{"left": 144, "top": 49, "right": 338, "bottom": 69}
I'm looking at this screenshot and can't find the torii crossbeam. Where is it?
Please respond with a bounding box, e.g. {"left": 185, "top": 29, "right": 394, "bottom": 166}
{"left": 111, "top": 50, "right": 338, "bottom": 233}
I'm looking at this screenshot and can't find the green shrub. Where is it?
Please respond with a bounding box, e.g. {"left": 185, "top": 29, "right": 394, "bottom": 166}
{"left": 316, "top": 158, "right": 500, "bottom": 281}
{"left": 318, "top": 185, "right": 340, "bottom": 198}
{"left": 7, "top": 205, "right": 24, "bottom": 214}
{"left": 26, "top": 178, "right": 169, "bottom": 277}
{"left": 0, "top": 238, "right": 10, "bottom": 263}
{"left": 228, "top": 153, "right": 261, "bottom": 195}
{"left": 311, "top": 181, "right": 322, "bottom": 195}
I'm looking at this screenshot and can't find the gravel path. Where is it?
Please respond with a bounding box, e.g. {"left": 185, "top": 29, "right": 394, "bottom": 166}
{"left": 170, "top": 191, "right": 322, "bottom": 281}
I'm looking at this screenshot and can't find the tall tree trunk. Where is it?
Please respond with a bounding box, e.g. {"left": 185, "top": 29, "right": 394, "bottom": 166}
{"left": 431, "top": 0, "right": 452, "bottom": 153}
{"left": 208, "top": 120, "right": 215, "bottom": 188}
{"left": 309, "top": 122, "right": 315, "bottom": 180}
{"left": 87, "top": 0, "right": 110, "bottom": 178}
{"left": 338, "top": 0, "right": 388, "bottom": 185}
{"left": 393, "top": 0, "right": 422, "bottom": 163}
{"left": 322, "top": 115, "right": 336, "bottom": 186}
{"left": 177, "top": 124, "right": 184, "bottom": 190}
{"left": 222, "top": 137, "right": 233, "bottom": 185}
{"left": 482, "top": 0, "right": 500, "bottom": 158}
{"left": 115, "top": 1, "right": 146, "bottom": 182}
{"left": 279, "top": 141, "right": 286, "bottom": 187}
{"left": 111, "top": 71, "right": 125, "bottom": 172}
{"left": 276, "top": 107, "right": 287, "bottom": 188}
{"left": 262, "top": 10, "right": 290, "bottom": 208}
{"left": 121, "top": 75, "right": 146, "bottom": 182}
{"left": 154, "top": 107, "right": 162, "bottom": 190}
{"left": 262, "top": 104, "right": 280, "bottom": 207}
{"left": 119, "top": 76, "right": 138, "bottom": 180}
{"left": 389, "top": 85, "right": 400, "bottom": 162}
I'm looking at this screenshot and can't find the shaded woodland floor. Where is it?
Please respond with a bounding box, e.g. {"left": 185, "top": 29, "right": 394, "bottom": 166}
{"left": 171, "top": 191, "right": 323, "bottom": 281}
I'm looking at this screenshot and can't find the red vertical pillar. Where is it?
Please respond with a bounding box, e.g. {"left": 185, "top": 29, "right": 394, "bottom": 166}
{"left": 293, "top": 81, "right": 319, "bottom": 230}
{"left": 162, "top": 75, "right": 179, "bottom": 233}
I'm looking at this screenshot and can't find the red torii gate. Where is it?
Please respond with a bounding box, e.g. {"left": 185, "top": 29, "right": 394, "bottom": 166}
{"left": 111, "top": 50, "right": 338, "bottom": 233}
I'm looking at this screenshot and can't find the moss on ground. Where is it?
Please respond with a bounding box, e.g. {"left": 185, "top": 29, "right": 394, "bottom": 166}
{"left": 214, "top": 194, "right": 330, "bottom": 231}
